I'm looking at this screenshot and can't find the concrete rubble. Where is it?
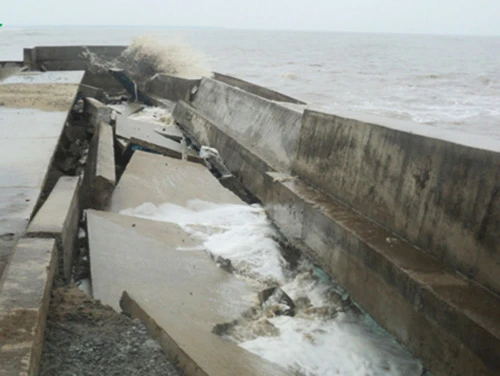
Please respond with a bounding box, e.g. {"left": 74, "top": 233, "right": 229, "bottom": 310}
{"left": 0, "top": 45, "right": 499, "bottom": 376}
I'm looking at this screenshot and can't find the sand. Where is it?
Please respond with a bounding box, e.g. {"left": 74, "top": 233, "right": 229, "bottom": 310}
{"left": 0, "top": 83, "right": 79, "bottom": 111}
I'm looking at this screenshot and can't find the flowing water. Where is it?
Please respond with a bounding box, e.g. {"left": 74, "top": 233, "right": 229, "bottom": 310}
{"left": 121, "top": 200, "right": 424, "bottom": 375}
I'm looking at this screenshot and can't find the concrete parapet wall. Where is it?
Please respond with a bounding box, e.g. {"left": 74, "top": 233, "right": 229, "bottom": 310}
{"left": 145, "top": 74, "right": 200, "bottom": 102}
{"left": 213, "top": 72, "right": 305, "bottom": 104}
{"left": 27, "top": 176, "right": 81, "bottom": 280}
{"left": 293, "top": 109, "right": 500, "bottom": 295}
{"left": 174, "top": 100, "right": 273, "bottom": 201}
{"left": 191, "top": 77, "right": 303, "bottom": 172}
{"left": 264, "top": 172, "right": 499, "bottom": 376}
{"left": 0, "top": 238, "right": 57, "bottom": 376}
{"left": 23, "top": 46, "right": 126, "bottom": 71}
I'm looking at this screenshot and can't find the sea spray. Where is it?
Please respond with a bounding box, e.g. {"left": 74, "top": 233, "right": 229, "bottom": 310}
{"left": 82, "top": 35, "right": 212, "bottom": 81}
{"left": 120, "top": 199, "right": 424, "bottom": 375}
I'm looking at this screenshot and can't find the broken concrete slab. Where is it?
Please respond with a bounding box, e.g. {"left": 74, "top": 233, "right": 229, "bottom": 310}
{"left": 153, "top": 125, "right": 184, "bottom": 142}
{"left": 145, "top": 73, "right": 200, "bottom": 102}
{"left": 0, "top": 238, "right": 57, "bottom": 376}
{"left": 115, "top": 114, "right": 199, "bottom": 162}
{"left": 110, "top": 151, "right": 242, "bottom": 213}
{"left": 86, "top": 210, "right": 288, "bottom": 376}
{"left": 84, "top": 122, "right": 116, "bottom": 210}
{"left": 84, "top": 97, "right": 113, "bottom": 128}
{"left": 108, "top": 102, "right": 144, "bottom": 117}
{"left": 27, "top": 176, "right": 81, "bottom": 280}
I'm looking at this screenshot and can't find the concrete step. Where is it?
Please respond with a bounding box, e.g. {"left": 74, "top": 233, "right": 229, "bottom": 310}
{"left": 264, "top": 171, "right": 500, "bottom": 376}
{"left": 26, "top": 176, "right": 81, "bottom": 280}
{"left": 0, "top": 238, "right": 57, "bottom": 376}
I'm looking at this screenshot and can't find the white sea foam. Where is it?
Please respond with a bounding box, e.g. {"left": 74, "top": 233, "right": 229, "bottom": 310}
{"left": 129, "top": 106, "right": 175, "bottom": 126}
{"left": 82, "top": 35, "right": 211, "bottom": 80}
{"left": 120, "top": 200, "right": 286, "bottom": 285}
{"left": 122, "top": 35, "right": 212, "bottom": 79}
{"left": 121, "top": 198, "right": 423, "bottom": 375}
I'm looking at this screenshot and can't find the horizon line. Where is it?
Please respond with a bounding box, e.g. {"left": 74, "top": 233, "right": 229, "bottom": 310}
{"left": 3, "top": 24, "right": 499, "bottom": 38}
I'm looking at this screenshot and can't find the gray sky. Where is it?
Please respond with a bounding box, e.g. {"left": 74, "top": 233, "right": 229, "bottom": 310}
{"left": 2, "top": 0, "right": 500, "bottom": 36}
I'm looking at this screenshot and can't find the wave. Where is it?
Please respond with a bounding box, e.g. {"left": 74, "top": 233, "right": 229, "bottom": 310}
{"left": 82, "top": 35, "right": 212, "bottom": 80}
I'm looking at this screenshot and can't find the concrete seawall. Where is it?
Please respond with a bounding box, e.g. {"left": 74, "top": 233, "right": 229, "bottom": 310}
{"left": 191, "top": 77, "right": 303, "bottom": 173}
{"left": 294, "top": 110, "right": 500, "bottom": 295}
{"left": 172, "top": 75, "right": 500, "bottom": 376}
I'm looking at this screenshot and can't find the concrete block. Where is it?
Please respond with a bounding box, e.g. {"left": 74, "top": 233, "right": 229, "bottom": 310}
{"left": 191, "top": 77, "right": 303, "bottom": 172}
{"left": 173, "top": 100, "right": 275, "bottom": 202}
{"left": 264, "top": 172, "right": 500, "bottom": 376}
{"left": 110, "top": 151, "right": 241, "bottom": 213}
{"left": 0, "top": 238, "right": 57, "bottom": 376}
{"left": 86, "top": 210, "right": 288, "bottom": 376}
{"left": 213, "top": 72, "right": 305, "bottom": 104}
{"left": 84, "top": 122, "right": 116, "bottom": 210}
{"left": 293, "top": 109, "right": 500, "bottom": 295}
{"left": 27, "top": 176, "right": 81, "bottom": 280}
{"left": 84, "top": 98, "right": 113, "bottom": 128}
{"left": 145, "top": 73, "right": 200, "bottom": 102}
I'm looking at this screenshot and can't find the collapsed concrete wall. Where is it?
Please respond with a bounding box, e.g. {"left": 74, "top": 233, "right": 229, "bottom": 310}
{"left": 191, "top": 77, "right": 303, "bottom": 172}
{"left": 293, "top": 110, "right": 500, "bottom": 295}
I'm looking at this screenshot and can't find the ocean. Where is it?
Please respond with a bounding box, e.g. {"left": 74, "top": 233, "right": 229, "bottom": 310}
{"left": 1, "top": 26, "right": 499, "bottom": 140}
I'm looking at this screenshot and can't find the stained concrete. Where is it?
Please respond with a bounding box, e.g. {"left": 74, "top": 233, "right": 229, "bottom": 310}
{"left": 27, "top": 176, "right": 81, "bottom": 280}
{"left": 110, "top": 151, "right": 242, "bottom": 213}
{"left": 264, "top": 171, "right": 500, "bottom": 376}
{"left": 0, "top": 238, "right": 57, "bottom": 376}
{"left": 115, "top": 114, "right": 199, "bottom": 162}
{"left": 293, "top": 109, "right": 500, "bottom": 295}
{"left": 190, "top": 77, "right": 303, "bottom": 172}
{"left": 87, "top": 210, "right": 288, "bottom": 376}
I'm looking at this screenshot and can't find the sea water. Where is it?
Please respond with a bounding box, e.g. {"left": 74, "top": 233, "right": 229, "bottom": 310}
{"left": 0, "top": 26, "right": 498, "bottom": 139}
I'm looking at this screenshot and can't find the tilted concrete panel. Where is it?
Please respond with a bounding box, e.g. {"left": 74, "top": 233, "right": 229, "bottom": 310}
{"left": 293, "top": 109, "right": 500, "bottom": 294}
{"left": 173, "top": 100, "right": 274, "bottom": 202}
{"left": 191, "top": 77, "right": 303, "bottom": 172}
{"left": 145, "top": 73, "right": 200, "bottom": 102}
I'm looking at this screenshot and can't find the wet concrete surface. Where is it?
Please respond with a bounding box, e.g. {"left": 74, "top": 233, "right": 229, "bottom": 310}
{"left": 87, "top": 210, "right": 289, "bottom": 376}
{"left": 0, "top": 71, "right": 83, "bottom": 280}
{"left": 110, "top": 150, "right": 242, "bottom": 212}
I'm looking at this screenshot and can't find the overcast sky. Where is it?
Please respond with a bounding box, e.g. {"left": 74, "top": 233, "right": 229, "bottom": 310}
{"left": 2, "top": 0, "right": 499, "bottom": 36}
